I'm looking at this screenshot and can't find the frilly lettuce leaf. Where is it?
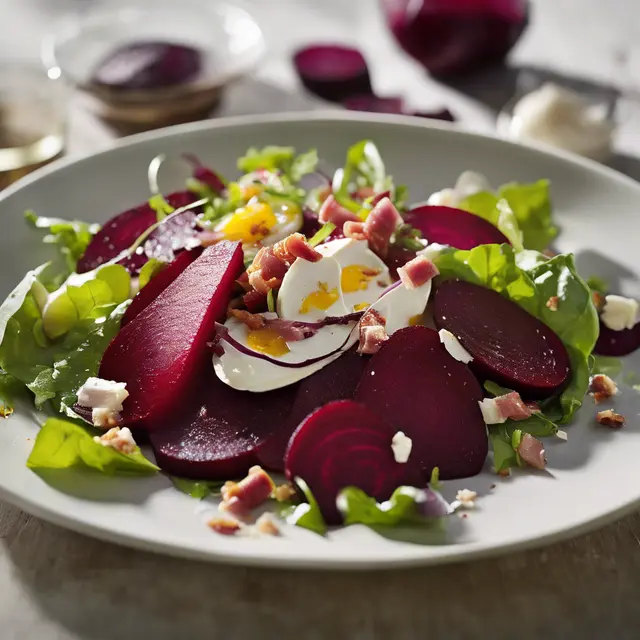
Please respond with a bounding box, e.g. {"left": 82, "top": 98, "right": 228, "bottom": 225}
{"left": 280, "top": 477, "right": 327, "bottom": 535}
{"left": 237, "top": 146, "right": 318, "bottom": 183}
{"left": 27, "top": 417, "right": 158, "bottom": 475}
{"left": 459, "top": 180, "right": 557, "bottom": 251}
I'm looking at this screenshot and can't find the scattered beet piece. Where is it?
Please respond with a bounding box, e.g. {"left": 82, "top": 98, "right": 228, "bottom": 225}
{"left": 284, "top": 400, "right": 424, "bottom": 524}
{"left": 77, "top": 191, "right": 198, "bottom": 274}
{"left": 355, "top": 326, "right": 487, "bottom": 479}
{"left": 121, "top": 247, "right": 203, "bottom": 327}
{"left": 293, "top": 45, "right": 372, "bottom": 103}
{"left": 150, "top": 367, "right": 298, "bottom": 480}
{"left": 594, "top": 320, "right": 640, "bottom": 357}
{"left": 99, "top": 242, "right": 244, "bottom": 430}
{"left": 403, "top": 205, "right": 509, "bottom": 249}
{"left": 257, "top": 349, "right": 368, "bottom": 471}
{"left": 412, "top": 108, "right": 456, "bottom": 122}
{"left": 91, "top": 41, "right": 202, "bottom": 91}
{"left": 343, "top": 95, "right": 404, "bottom": 114}
{"left": 434, "top": 280, "right": 571, "bottom": 398}
{"left": 183, "top": 154, "right": 225, "bottom": 194}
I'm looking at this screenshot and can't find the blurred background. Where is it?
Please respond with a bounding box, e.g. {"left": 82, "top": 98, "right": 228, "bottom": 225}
{"left": 0, "top": 0, "right": 639, "bottom": 185}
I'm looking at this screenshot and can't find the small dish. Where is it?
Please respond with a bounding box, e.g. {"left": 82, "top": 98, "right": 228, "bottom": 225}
{"left": 42, "top": 0, "right": 265, "bottom": 133}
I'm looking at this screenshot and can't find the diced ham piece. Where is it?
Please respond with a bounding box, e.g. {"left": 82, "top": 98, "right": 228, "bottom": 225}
{"left": 364, "top": 197, "right": 403, "bottom": 257}
{"left": 517, "top": 433, "right": 546, "bottom": 470}
{"left": 343, "top": 220, "right": 367, "bottom": 241}
{"left": 247, "top": 247, "right": 289, "bottom": 294}
{"left": 397, "top": 255, "right": 439, "bottom": 290}
{"left": 370, "top": 190, "right": 392, "bottom": 207}
{"left": 272, "top": 233, "right": 323, "bottom": 264}
{"left": 358, "top": 308, "right": 388, "bottom": 354}
{"left": 319, "top": 195, "right": 360, "bottom": 229}
{"left": 229, "top": 309, "right": 267, "bottom": 330}
{"left": 220, "top": 466, "right": 275, "bottom": 515}
{"left": 479, "top": 391, "right": 535, "bottom": 424}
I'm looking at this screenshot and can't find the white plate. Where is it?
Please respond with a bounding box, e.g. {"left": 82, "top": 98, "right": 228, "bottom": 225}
{"left": 0, "top": 113, "right": 638, "bottom": 570}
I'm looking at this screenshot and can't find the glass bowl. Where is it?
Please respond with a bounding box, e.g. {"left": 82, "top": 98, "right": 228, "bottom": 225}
{"left": 42, "top": 0, "right": 265, "bottom": 133}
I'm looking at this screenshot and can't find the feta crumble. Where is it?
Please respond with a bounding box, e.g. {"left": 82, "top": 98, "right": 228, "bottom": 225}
{"left": 601, "top": 295, "right": 639, "bottom": 331}
{"left": 478, "top": 398, "right": 506, "bottom": 424}
{"left": 391, "top": 431, "right": 413, "bottom": 464}
{"left": 77, "top": 377, "right": 129, "bottom": 429}
{"left": 93, "top": 427, "right": 137, "bottom": 455}
{"left": 438, "top": 329, "right": 473, "bottom": 363}
{"left": 454, "top": 489, "right": 477, "bottom": 510}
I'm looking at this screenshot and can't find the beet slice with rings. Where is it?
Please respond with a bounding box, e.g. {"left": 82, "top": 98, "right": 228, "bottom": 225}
{"left": 284, "top": 400, "right": 424, "bottom": 524}
{"left": 434, "top": 279, "right": 571, "bottom": 398}
{"left": 99, "top": 242, "right": 244, "bottom": 430}
{"left": 594, "top": 320, "right": 640, "bottom": 357}
{"left": 121, "top": 247, "right": 203, "bottom": 327}
{"left": 257, "top": 349, "right": 369, "bottom": 471}
{"left": 150, "top": 367, "right": 299, "bottom": 480}
{"left": 355, "top": 326, "right": 488, "bottom": 480}
{"left": 293, "top": 45, "right": 372, "bottom": 103}
{"left": 403, "top": 205, "right": 509, "bottom": 249}
{"left": 77, "top": 191, "right": 199, "bottom": 274}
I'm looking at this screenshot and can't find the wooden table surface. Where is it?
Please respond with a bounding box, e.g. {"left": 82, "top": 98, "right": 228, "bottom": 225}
{"left": 1, "top": 1, "right": 640, "bottom": 638}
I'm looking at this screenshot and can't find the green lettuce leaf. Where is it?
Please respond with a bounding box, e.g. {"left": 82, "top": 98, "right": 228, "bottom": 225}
{"left": 237, "top": 146, "right": 318, "bottom": 183}
{"left": 0, "top": 369, "right": 26, "bottom": 418}
{"left": 25, "top": 211, "right": 100, "bottom": 274}
{"left": 138, "top": 258, "right": 167, "bottom": 289}
{"left": 27, "top": 417, "right": 158, "bottom": 475}
{"left": 281, "top": 478, "right": 326, "bottom": 535}
{"left": 459, "top": 180, "right": 557, "bottom": 251}
{"left": 592, "top": 355, "right": 623, "bottom": 378}
{"left": 586, "top": 275, "right": 609, "bottom": 294}
{"left": 172, "top": 477, "right": 225, "bottom": 499}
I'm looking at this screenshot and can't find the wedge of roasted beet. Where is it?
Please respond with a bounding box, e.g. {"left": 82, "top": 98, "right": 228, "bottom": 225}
{"left": 594, "top": 320, "right": 640, "bottom": 357}
{"left": 403, "top": 205, "right": 509, "bottom": 249}
{"left": 257, "top": 349, "right": 368, "bottom": 471}
{"left": 77, "top": 191, "right": 198, "bottom": 273}
{"left": 343, "top": 95, "right": 404, "bottom": 113}
{"left": 434, "top": 280, "right": 571, "bottom": 398}
{"left": 150, "top": 367, "right": 298, "bottom": 479}
{"left": 121, "top": 247, "right": 203, "bottom": 327}
{"left": 293, "top": 45, "right": 372, "bottom": 103}
{"left": 99, "top": 242, "right": 244, "bottom": 429}
{"left": 285, "top": 400, "right": 424, "bottom": 524}
{"left": 355, "top": 326, "right": 487, "bottom": 479}
{"left": 384, "top": 245, "right": 417, "bottom": 278}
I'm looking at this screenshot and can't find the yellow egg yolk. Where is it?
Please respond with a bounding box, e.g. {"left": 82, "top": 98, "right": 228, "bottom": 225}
{"left": 241, "top": 184, "right": 264, "bottom": 200}
{"left": 353, "top": 302, "right": 370, "bottom": 311}
{"left": 341, "top": 265, "right": 381, "bottom": 293}
{"left": 220, "top": 202, "right": 277, "bottom": 244}
{"left": 409, "top": 314, "right": 423, "bottom": 326}
{"left": 246, "top": 328, "right": 290, "bottom": 357}
{"left": 299, "top": 282, "right": 340, "bottom": 315}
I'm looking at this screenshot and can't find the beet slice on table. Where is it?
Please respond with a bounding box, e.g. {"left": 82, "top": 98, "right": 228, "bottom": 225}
{"left": 355, "top": 326, "right": 488, "bottom": 480}
{"left": 284, "top": 399, "right": 424, "bottom": 524}
{"left": 99, "top": 241, "right": 244, "bottom": 429}
{"left": 434, "top": 279, "right": 571, "bottom": 398}
{"left": 594, "top": 320, "right": 640, "bottom": 357}
{"left": 403, "top": 205, "right": 509, "bottom": 249}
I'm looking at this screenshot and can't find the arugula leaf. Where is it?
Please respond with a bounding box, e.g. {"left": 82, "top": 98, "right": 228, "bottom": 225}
{"left": 282, "top": 478, "right": 326, "bottom": 535}
{"left": 586, "top": 275, "right": 609, "bottom": 294}
{"left": 459, "top": 180, "right": 557, "bottom": 251}
{"left": 25, "top": 211, "right": 100, "bottom": 274}
{"left": 172, "top": 477, "right": 225, "bottom": 499}
{"left": 238, "top": 146, "right": 295, "bottom": 173}
{"left": 27, "top": 417, "right": 158, "bottom": 475}
{"left": 138, "top": 258, "right": 167, "bottom": 289}
{"left": 592, "top": 355, "right": 623, "bottom": 378}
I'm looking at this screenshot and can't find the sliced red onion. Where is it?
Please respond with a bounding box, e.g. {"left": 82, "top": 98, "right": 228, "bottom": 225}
{"left": 419, "top": 487, "right": 453, "bottom": 518}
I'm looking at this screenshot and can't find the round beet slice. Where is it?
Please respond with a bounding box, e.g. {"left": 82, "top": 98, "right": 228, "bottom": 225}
{"left": 293, "top": 45, "right": 372, "bottom": 103}
{"left": 594, "top": 320, "right": 640, "bottom": 357}
{"left": 77, "top": 191, "right": 198, "bottom": 274}
{"left": 434, "top": 280, "right": 571, "bottom": 398}
{"left": 284, "top": 400, "right": 424, "bottom": 524}
{"left": 403, "top": 205, "right": 509, "bottom": 249}
{"left": 355, "top": 326, "right": 487, "bottom": 480}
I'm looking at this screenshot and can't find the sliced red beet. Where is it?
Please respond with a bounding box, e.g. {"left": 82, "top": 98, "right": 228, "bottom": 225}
{"left": 403, "top": 205, "right": 509, "bottom": 249}
{"left": 150, "top": 366, "right": 298, "bottom": 480}
{"left": 77, "top": 191, "right": 198, "bottom": 274}
{"left": 293, "top": 45, "right": 372, "bottom": 103}
{"left": 384, "top": 245, "right": 417, "bottom": 278}
{"left": 284, "top": 400, "right": 424, "bottom": 524}
{"left": 434, "top": 280, "right": 571, "bottom": 398}
{"left": 594, "top": 320, "right": 640, "bottom": 357}
{"left": 257, "top": 349, "right": 368, "bottom": 471}
{"left": 121, "top": 247, "right": 203, "bottom": 327}
{"left": 343, "top": 95, "right": 404, "bottom": 114}
{"left": 98, "top": 242, "right": 244, "bottom": 429}
{"left": 356, "top": 326, "right": 487, "bottom": 479}
{"left": 183, "top": 154, "right": 225, "bottom": 194}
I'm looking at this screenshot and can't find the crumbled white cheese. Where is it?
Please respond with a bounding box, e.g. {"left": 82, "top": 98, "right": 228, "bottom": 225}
{"left": 601, "top": 295, "right": 639, "bottom": 331}
{"left": 93, "top": 427, "right": 136, "bottom": 454}
{"left": 417, "top": 243, "right": 448, "bottom": 262}
{"left": 454, "top": 489, "right": 477, "bottom": 509}
{"left": 427, "top": 187, "right": 457, "bottom": 207}
{"left": 478, "top": 398, "right": 506, "bottom": 424}
{"left": 77, "top": 377, "right": 128, "bottom": 411}
{"left": 391, "top": 431, "right": 413, "bottom": 464}
{"left": 427, "top": 171, "right": 491, "bottom": 207}
{"left": 438, "top": 329, "right": 473, "bottom": 363}
{"left": 556, "top": 429, "right": 568, "bottom": 441}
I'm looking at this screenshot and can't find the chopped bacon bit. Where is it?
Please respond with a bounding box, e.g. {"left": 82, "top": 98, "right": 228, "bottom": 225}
{"left": 545, "top": 296, "right": 559, "bottom": 311}
{"left": 229, "top": 309, "right": 267, "bottom": 330}
{"left": 236, "top": 271, "right": 251, "bottom": 291}
{"left": 358, "top": 308, "right": 388, "bottom": 354}
{"left": 273, "top": 483, "right": 297, "bottom": 502}
{"left": 592, "top": 291, "right": 606, "bottom": 311}
{"left": 596, "top": 409, "right": 625, "bottom": 428}
{"left": 494, "top": 392, "right": 535, "bottom": 421}
{"left": 255, "top": 513, "right": 281, "bottom": 536}
{"left": 517, "top": 433, "right": 546, "bottom": 470}
{"left": 247, "top": 247, "right": 288, "bottom": 294}
{"left": 207, "top": 516, "right": 242, "bottom": 536}
{"left": 363, "top": 197, "right": 403, "bottom": 257}
{"left": 542, "top": 249, "right": 556, "bottom": 258}
{"left": 272, "top": 233, "right": 323, "bottom": 264}
{"left": 243, "top": 289, "right": 268, "bottom": 313}
{"left": 318, "top": 195, "right": 360, "bottom": 228}
{"left": 497, "top": 468, "right": 511, "bottom": 477}
{"left": 589, "top": 374, "right": 618, "bottom": 403}
{"left": 343, "top": 220, "right": 367, "bottom": 241}
{"left": 360, "top": 308, "right": 387, "bottom": 328}
{"left": 220, "top": 466, "right": 276, "bottom": 515}
{"left": 397, "top": 255, "right": 439, "bottom": 290}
